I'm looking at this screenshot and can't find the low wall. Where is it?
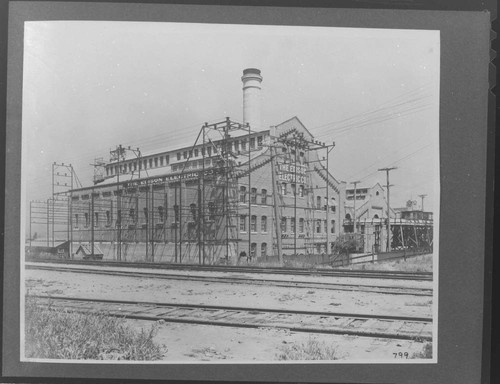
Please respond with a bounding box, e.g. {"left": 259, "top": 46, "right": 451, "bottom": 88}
{"left": 69, "top": 241, "right": 237, "bottom": 265}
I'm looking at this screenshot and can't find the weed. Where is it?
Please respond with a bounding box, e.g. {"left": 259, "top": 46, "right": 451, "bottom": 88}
{"left": 24, "top": 296, "right": 166, "bottom": 360}
{"left": 276, "top": 337, "right": 341, "bottom": 360}
{"left": 411, "top": 342, "right": 432, "bottom": 359}
{"left": 342, "top": 254, "right": 433, "bottom": 273}
{"left": 404, "top": 299, "right": 433, "bottom": 307}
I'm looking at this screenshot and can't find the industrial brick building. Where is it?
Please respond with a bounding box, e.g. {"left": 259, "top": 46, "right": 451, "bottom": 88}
{"left": 66, "top": 69, "right": 346, "bottom": 263}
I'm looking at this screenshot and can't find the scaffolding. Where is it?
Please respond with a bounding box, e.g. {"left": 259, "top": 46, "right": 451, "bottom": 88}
{"left": 27, "top": 118, "right": 361, "bottom": 265}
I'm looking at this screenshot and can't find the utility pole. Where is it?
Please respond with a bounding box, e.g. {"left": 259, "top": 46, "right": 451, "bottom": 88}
{"left": 351, "top": 181, "right": 361, "bottom": 234}
{"left": 270, "top": 144, "right": 283, "bottom": 263}
{"left": 248, "top": 123, "right": 251, "bottom": 261}
{"left": 116, "top": 144, "right": 122, "bottom": 261}
{"left": 378, "top": 167, "right": 397, "bottom": 252}
{"left": 418, "top": 194, "right": 427, "bottom": 211}
{"left": 91, "top": 188, "right": 95, "bottom": 258}
{"left": 293, "top": 135, "right": 297, "bottom": 257}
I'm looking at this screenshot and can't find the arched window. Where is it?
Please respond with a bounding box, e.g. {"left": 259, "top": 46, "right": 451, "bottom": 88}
{"left": 299, "top": 218, "right": 305, "bottom": 233}
{"left": 261, "top": 216, "right": 267, "bottom": 232}
{"left": 316, "top": 219, "right": 321, "bottom": 233}
{"left": 281, "top": 183, "right": 287, "bottom": 195}
{"left": 250, "top": 242, "right": 257, "bottom": 258}
{"left": 281, "top": 217, "right": 287, "bottom": 233}
{"left": 330, "top": 197, "right": 336, "bottom": 212}
{"left": 84, "top": 212, "right": 89, "bottom": 227}
{"left": 250, "top": 188, "right": 257, "bottom": 204}
{"left": 190, "top": 203, "right": 197, "bottom": 221}
{"left": 345, "top": 213, "right": 351, "bottom": 220}
{"left": 74, "top": 214, "right": 79, "bottom": 227}
{"left": 143, "top": 207, "right": 148, "bottom": 222}
{"left": 106, "top": 211, "right": 111, "bottom": 226}
{"left": 94, "top": 212, "right": 99, "bottom": 227}
{"left": 208, "top": 202, "right": 216, "bottom": 221}
{"left": 251, "top": 215, "right": 257, "bottom": 232}
{"left": 261, "top": 243, "right": 267, "bottom": 258}
{"left": 158, "top": 206, "right": 164, "bottom": 222}
{"left": 239, "top": 186, "right": 246, "bottom": 203}
{"left": 261, "top": 189, "right": 267, "bottom": 204}
{"left": 373, "top": 214, "right": 379, "bottom": 219}
{"left": 316, "top": 196, "right": 322, "bottom": 209}
{"left": 299, "top": 185, "right": 304, "bottom": 197}
{"left": 331, "top": 219, "right": 336, "bottom": 233}
{"left": 239, "top": 215, "right": 246, "bottom": 232}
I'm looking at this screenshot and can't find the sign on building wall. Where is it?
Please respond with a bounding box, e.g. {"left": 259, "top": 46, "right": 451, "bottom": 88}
{"left": 123, "top": 170, "right": 217, "bottom": 189}
{"left": 277, "top": 162, "right": 308, "bottom": 184}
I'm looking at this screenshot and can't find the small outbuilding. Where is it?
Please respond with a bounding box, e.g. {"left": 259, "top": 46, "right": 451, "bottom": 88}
{"left": 26, "top": 240, "right": 70, "bottom": 259}
{"left": 75, "top": 243, "right": 104, "bottom": 260}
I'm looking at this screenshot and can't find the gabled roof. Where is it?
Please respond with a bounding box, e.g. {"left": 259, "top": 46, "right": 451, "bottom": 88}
{"left": 346, "top": 182, "right": 384, "bottom": 192}
{"left": 76, "top": 243, "right": 104, "bottom": 255}
{"left": 275, "top": 116, "right": 315, "bottom": 140}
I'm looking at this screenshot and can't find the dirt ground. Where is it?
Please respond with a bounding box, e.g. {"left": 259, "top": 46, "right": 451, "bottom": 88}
{"left": 129, "top": 319, "right": 429, "bottom": 362}
{"left": 24, "top": 264, "right": 435, "bottom": 361}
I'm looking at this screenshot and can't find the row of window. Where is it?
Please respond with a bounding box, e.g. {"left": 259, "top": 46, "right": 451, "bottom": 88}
{"left": 239, "top": 215, "right": 336, "bottom": 234}
{"left": 171, "top": 159, "right": 212, "bottom": 173}
{"left": 247, "top": 242, "right": 327, "bottom": 258}
{"left": 238, "top": 186, "right": 336, "bottom": 211}
{"left": 249, "top": 242, "right": 268, "bottom": 258}
{"left": 74, "top": 202, "right": 219, "bottom": 228}
{"left": 105, "top": 135, "right": 267, "bottom": 177}
{"left": 107, "top": 155, "right": 171, "bottom": 176}
{"left": 174, "top": 136, "right": 264, "bottom": 162}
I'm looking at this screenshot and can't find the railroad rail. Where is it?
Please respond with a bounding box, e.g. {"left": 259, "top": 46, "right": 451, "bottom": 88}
{"left": 26, "top": 263, "right": 433, "bottom": 296}
{"left": 27, "top": 259, "right": 433, "bottom": 281}
{"left": 30, "top": 295, "right": 433, "bottom": 341}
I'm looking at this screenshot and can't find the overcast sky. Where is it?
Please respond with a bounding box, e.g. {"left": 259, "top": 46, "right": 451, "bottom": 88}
{"left": 22, "top": 21, "right": 439, "bottom": 211}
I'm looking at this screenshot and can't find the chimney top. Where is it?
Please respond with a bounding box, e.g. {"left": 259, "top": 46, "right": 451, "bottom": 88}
{"left": 243, "top": 68, "right": 261, "bottom": 76}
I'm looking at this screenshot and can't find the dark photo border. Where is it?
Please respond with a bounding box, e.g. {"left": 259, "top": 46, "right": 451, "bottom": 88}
{"left": 1, "top": 1, "right": 495, "bottom": 383}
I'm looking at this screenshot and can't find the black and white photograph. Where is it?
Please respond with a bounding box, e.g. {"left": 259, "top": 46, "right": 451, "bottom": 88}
{"left": 19, "top": 18, "right": 441, "bottom": 364}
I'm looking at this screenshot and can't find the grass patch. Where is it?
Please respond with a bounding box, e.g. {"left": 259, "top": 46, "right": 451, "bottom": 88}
{"left": 344, "top": 254, "right": 433, "bottom": 273}
{"left": 404, "top": 298, "right": 433, "bottom": 307}
{"left": 24, "top": 296, "right": 166, "bottom": 360}
{"left": 276, "top": 337, "right": 342, "bottom": 360}
{"left": 411, "top": 342, "right": 432, "bottom": 359}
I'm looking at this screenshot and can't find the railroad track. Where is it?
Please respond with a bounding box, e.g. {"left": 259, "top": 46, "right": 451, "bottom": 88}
{"left": 31, "top": 295, "right": 433, "bottom": 341}
{"left": 26, "top": 263, "right": 433, "bottom": 296}
{"left": 27, "top": 259, "right": 433, "bottom": 281}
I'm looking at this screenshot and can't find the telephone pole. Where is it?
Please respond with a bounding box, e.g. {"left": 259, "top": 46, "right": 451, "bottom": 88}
{"left": 378, "top": 167, "right": 397, "bottom": 252}
{"left": 418, "top": 194, "right": 427, "bottom": 211}
{"left": 350, "top": 181, "right": 361, "bottom": 234}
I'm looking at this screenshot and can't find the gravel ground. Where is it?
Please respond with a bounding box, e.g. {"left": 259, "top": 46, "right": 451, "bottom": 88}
{"left": 129, "top": 320, "right": 429, "bottom": 362}
{"left": 23, "top": 265, "right": 435, "bottom": 361}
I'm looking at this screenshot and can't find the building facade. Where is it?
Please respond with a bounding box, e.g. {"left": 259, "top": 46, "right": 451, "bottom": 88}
{"left": 67, "top": 69, "right": 346, "bottom": 263}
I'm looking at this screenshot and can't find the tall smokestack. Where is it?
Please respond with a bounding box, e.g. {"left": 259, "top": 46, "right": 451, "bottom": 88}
{"left": 241, "top": 68, "right": 263, "bottom": 131}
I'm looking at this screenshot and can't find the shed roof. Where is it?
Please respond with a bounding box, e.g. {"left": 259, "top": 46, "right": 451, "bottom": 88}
{"left": 75, "top": 243, "right": 104, "bottom": 255}
{"left": 27, "top": 240, "right": 69, "bottom": 248}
